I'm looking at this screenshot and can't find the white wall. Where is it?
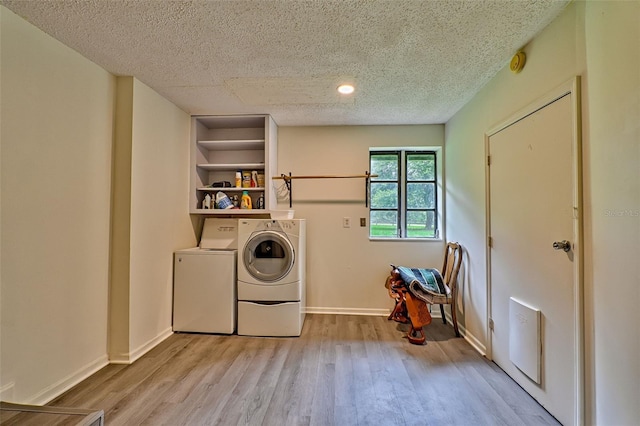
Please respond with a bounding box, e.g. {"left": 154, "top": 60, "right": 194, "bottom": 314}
{"left": 109, "top": 77, "right": 195, "bottom": 363}
{"left": 0, "top": 6, "right": 195, "bottom": 401}
{"left": 0, "top": 7, "right": 115, "bottom": 403}
{"left": 277, "top": 125, "right": 444, "bottom": 315}
{"left": 445, "top": 1, "right": 640, "bottom": 423}
{"left": 109, "top": 77, "right": 134, "bottom": 361}
{"left": 445, "top": 0, "right": 585, "bottom": 355}
{"left": 128, "top": 79, "right": 196, "bottom": 357}
{"left": 3, "top": 1, "right": 637, "bottom": 421}
{"left": 584, "top": 2, "right": 639, "bottom": 424}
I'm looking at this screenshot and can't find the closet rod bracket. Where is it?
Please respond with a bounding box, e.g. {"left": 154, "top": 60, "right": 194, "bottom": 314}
{"left": 281, "top": 172, "right": 293, "bottom": 208}
{"left": 274, "top": 172, "right": 377, "bottom": 208}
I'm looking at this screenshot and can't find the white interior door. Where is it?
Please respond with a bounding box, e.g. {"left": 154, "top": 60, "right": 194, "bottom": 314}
{"left": 488, "top": 91, "right": 580, "bottom": 425}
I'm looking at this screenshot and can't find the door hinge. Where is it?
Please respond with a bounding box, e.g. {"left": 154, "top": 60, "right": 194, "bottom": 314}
{"left": 489, "top": 318, "right": 494, "bottom": 331}
{"left": 487, "top": 155, "right": 491, "bottom": 166}
{"left": 488, "top": 236, "right": 493, "bottom": 248}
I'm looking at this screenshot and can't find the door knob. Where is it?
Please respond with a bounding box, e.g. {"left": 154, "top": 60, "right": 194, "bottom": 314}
{"left": 553, "top": 240, "right": 571, "bottom": 252}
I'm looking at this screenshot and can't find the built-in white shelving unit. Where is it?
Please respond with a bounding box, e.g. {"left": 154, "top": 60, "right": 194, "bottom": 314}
{"left": 190, "top": 115, "right": 277, "bottom": 215}
{"left": 196, "top": 162, "right": 265, "bottom": 171}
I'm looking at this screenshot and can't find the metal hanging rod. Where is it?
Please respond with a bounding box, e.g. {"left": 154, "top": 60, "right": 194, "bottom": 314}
{"left": 273, "top": 174, "right": 378, "bottom": 180}
{"left": 273, "top": 172, "right": 378, "bottom": 208}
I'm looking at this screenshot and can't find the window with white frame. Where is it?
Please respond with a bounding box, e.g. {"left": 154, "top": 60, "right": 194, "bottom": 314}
{"left": 369, "top": 149, "right": 439, "bottom": 239}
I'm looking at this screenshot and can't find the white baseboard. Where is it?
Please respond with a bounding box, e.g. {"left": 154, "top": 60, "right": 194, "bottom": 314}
{"left": 458, "top": 322, "right": 486, "bottom": 356}
{"left": 27, "top": 355, "right": 109, "bottom": 405}
{"left": 108, "top": 352, "right": 132, "bottom": 365}
{"left": 306, "top": 307, "right": 487, "bottom": 355}
{"left": 307, "top": 307, "right": 483, "bottom": 348}
{"left": 129, "top": 327, "right": 173, "bottom": 364}
{"left": 437, "top": 312, "right": 487, "bottom": 356}
{"left": 110, "top": 327, "right": 173, "bottom": 365}
{"left": 305, "top": 307, "right": 390, "bottom": 316}
{"left": 0, "top": 382, "right": 15, "bottom": 402}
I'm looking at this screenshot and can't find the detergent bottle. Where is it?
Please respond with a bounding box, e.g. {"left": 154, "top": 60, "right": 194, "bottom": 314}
{"left": 216, "top": 191, "right": 233, "bottom": 209}
{"left": 241, "top": 191, "right": 252, "bottom": 209}
{"left": 203, "top": 193, "right": 212, "bottom": 209}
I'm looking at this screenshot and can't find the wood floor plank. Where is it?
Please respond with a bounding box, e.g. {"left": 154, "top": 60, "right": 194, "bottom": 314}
{"left": 362, "top": 319, "right": 410, "bottom": 425}
{"left": 44, "top": 314, "right": 559, "bottom": 426}
{"left": 428, "top": 325, "right": 544, "bottom": 425}
{"left": 356, "top": 319, "right": 406, "bottom": 426}
{"left": 309, "top": 361, "right": 335, "bottom": 426}
{"left": 185, "top": 336, "right": 267, "bottom": 424}
{"left": 238, "top": 340, "right": 293, "bottom": 426}
{"left": 215, "top": 339, "right": 280, "bottom": 425}
{"left": 285, "top": 330, "right": 321, "bottom": 424}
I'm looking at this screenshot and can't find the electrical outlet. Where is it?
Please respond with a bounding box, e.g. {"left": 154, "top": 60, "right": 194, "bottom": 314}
{"left": 343, "top": 217, "right": 351, "bottom": 228}
{"left": 360, "top": 218, "right": 366, "bottom": 227}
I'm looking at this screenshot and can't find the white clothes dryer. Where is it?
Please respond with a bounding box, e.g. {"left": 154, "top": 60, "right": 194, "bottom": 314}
{"left": 237, "top": 219, "right": 306, "bottom": 336}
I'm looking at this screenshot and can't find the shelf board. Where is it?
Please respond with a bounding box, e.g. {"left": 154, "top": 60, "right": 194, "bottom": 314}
{"left": 194, "top": 115, "right": 265, "bottom": 130}
{"left": 197, "top": 187, "right": 265, "bottom": 192}
{"left": 196, "top": 163, "right": 265, "bottom": 171}
{"left": 191, "top": 209, "right": 269, "bottom": 215}
{"left": 197, "top": 139, "right": 265, "bottom": 151}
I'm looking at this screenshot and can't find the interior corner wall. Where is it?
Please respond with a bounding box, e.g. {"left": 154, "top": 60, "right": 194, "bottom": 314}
{"left": 110, "top": 77, "right": 195, "bottom": 363}
{"left": 277, "top": 125, "right": 444, "bottom": 315}
{"left": 584, "top": 2, "right": 640, "bottom": 424}
{"left": 0, "top": 6, "right": 115, "bottom": 403}
{"left": 127, "top": 78, "right": 195, "bottom": 359}
{"left": 109, "top": 76, "right": 135, "bottom": 362}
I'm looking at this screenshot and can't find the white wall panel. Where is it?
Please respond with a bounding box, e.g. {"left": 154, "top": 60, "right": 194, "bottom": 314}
{"left": 0, "top": 6, "right": 115, "bottom": 403}
{"left": 277, "top": 125, "right": 444, "bottom": 314}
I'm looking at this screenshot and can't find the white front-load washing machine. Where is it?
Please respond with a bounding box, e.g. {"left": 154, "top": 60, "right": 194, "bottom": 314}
{"left": 237, "top": 219, "right": 306, "bottom": 336}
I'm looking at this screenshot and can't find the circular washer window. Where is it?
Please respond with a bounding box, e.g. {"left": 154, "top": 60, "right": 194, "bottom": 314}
{"left": 243, "top": 231, "right": 295, "bottom": 283}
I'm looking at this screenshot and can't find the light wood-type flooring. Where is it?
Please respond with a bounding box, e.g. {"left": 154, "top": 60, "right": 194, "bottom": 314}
{"left": 6, "top": 314, "right": 560, "bottom": 425}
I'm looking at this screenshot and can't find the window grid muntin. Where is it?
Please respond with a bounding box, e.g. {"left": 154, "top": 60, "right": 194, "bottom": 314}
{"left": 404, "top": 151, "right": 437, "bottom": 238}
{"left": 369, "top": 149, "right": 438, "bottom": 239}
{"left": 369, "top": 151, "right": 401, "bottom": 238}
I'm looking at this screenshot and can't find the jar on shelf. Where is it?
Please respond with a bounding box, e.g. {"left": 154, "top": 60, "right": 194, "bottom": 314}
{"left": 242, "top": 171, "right": 251, "bottom": 188}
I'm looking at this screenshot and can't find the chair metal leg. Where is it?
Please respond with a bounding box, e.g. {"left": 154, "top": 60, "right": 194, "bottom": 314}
{"left": 439, "top": 304, "right": 446, "bottom": 324}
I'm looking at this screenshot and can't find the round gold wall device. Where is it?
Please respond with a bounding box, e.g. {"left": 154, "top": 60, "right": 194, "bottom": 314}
{"left": 510, "top": 51, "right": 526, "bottom": 73}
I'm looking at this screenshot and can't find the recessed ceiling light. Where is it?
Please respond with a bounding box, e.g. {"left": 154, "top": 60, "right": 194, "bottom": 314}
{"left": 337, "top": 84, "right": 355, "bottom": 95}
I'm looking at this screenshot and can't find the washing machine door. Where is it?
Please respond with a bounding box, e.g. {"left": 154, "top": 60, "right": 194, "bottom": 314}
{"left": 243, "top": 230, "right": 295, "bottom": 283}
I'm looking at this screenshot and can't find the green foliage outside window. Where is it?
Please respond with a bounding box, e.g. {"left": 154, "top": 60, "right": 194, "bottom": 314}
{"left": 369, "top": 150, "right": 438, "bottom": 238}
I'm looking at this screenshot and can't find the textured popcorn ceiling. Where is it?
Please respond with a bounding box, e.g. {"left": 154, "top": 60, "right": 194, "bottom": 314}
{"left": 1, "top": 0, "right": 568, "bottom": 126}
